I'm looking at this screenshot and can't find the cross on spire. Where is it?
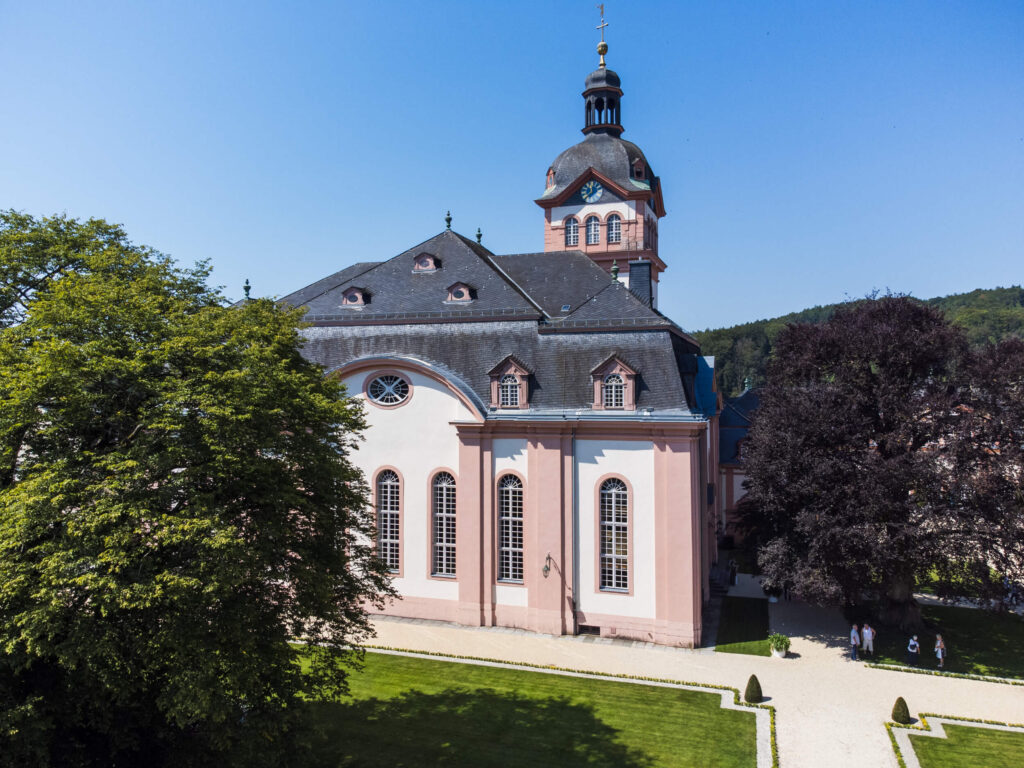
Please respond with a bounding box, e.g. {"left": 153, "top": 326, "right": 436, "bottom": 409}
{"left": 596, "top": 4, "right": 609, "bottom": 66}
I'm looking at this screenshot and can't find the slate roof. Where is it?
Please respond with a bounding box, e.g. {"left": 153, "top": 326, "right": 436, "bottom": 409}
{"left": 302, "top": 321, "right": 700, "bottom": 414}
{"left": 538, "top": 132, "right": 655, "bottom": 201}
{"left": 719, "top": 389, "right": 760, "bottom": 465}
{"left": 281, "top": 228, "right": 708, "bottom": 418}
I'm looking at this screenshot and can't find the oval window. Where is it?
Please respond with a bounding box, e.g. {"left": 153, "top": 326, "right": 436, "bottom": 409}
{"left": 368, "top": 374, "right": 410, "bottom": 405}
{"left": 452, "top": 289, "right": 465, "bottom": 300}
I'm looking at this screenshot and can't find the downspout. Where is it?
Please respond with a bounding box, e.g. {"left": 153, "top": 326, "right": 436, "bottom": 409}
{"left": 571, "top": 426, "right": 580, "bottom": 635}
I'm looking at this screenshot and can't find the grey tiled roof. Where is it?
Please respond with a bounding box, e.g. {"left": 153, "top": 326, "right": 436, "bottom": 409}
{"left": 302, "top": 321, "right": 698, "bottom": 413}
{"left": 282, "top": 229, "right": 706, "bottom": 417}
{"left": 538, "top": 132, "right": 655, "bottom": 200}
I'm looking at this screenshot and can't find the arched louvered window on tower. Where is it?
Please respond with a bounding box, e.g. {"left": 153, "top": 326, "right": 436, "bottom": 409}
{"left": 603, "top": 373, "right": 625, "bottom": 408}
{"left": 497, "top": 475, "right": 524, "bottom": 582}
{"left": 564, "top": 217, "right": 579, "bottom": 247}
{"left": 599, "top": 478, "right": 629, "bottom": 591}
{"left": 585, "top": 216, "right": 600, "bottom": 245}
{"left": 375, "top": 470, "right": 401, "bottom": 573}
{"left": 607, "top": 214, "right": 621, "bottom": 244}
{"left": 431, "top": 472, "right": 456, "bottom": 577}
{"left": 499, "top": 374, "right": 519, "bottom": 407}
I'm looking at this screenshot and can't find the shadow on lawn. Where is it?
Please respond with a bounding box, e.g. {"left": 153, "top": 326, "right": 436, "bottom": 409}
{"left": 303, "top": 687, "right": 655, "bottom": 768}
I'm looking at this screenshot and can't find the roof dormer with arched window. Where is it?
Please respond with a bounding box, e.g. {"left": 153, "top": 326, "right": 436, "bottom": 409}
{"left": 590, "top": 354, "right": 638, "bottom": 411}
{"left": 486, "top": 355, "right": 530, "bottom": 410}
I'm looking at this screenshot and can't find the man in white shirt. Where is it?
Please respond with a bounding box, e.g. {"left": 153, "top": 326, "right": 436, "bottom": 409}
{"left": 850, "top": 624, "right": 861, "bottom": 660}
{"left": 861, "top": 623, "right": 875, "bottom": 657}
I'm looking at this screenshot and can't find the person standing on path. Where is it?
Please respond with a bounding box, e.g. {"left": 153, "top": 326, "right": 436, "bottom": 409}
{"left": 907, "top": 635, "right": 920, "bottom": 666}
{"left": 861, "top": 623, "right": 875, "bottom": 657}
{"left": 935, "top": 634, "right": 946, "bottom": 669}
{"left": 850, "top": 624, "right": 861, "bottom": 660}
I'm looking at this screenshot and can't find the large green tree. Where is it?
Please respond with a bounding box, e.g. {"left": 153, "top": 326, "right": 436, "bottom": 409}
{"left": 0, "top": 211, "right": 394, "bottom": 766}
{"left": 740, "top": 296, "right": 1024, "bottom": 629}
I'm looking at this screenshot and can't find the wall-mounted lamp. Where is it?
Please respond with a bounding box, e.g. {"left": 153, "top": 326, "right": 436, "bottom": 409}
{"left": 542, "top": 552, "right": 553, "bottom": 578}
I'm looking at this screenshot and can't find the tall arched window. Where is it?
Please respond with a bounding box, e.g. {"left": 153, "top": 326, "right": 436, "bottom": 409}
{"left": 499, "top": 374, "right": 519, "bottom": 407}
{"left": 585, "top": 215, "right": 600, "bottom": 245}
{"left": 376, "top": 470, "right": 401, "bottom": 573}
{"left": 607, "top": 214, "right": 621, "bottom": 244}
{"left": 564, "top": 217, "right": 579, "bottom": 247}
{"left": 603, "top": 374, "right": 625, "bottom": 408}
{"left": 599, "top": 478, "right": 629, "bottom": 591}
{"left": 497, "top": 475, "right": 524, "bottom": 582}
{"left": 432, "top": 472, "right": 456, "bottom": 577}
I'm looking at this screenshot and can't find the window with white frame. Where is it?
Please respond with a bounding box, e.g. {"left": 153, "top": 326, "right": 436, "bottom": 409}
{"left": 603, "top": 373, "right": 625, "bottom": 408}
{"left": 585, "top": 215, "right": 600, "bottom": 245}
{"left": 376, "top": 470, "right": 401, "bottom": 572}
{"left": 607, "top": 214, "right": 621, "bottom": 244}
{"left": 497, "top": 475, "right": 524, "bottom": 582}
{"left": 599, "top": 478, "right": 629, "bottom": 590}
{"left": 368, "top": 374, "right": 409, "bottom": 406}
{"left": 499, "top": 374, "right": 519, "bottom": 407}
{"left": 432, "top": 472, "right": 456, "bottom": 576}
{"left": 564, "top": 217, "right": 579, "bottom": 246}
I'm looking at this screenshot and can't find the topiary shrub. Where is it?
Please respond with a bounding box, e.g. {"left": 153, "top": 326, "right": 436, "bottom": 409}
{"left": 744, "top": 674, "right": 763, "bottom": 703}
{"left": 891, "top": 696, "right": 912, "bottom": 724}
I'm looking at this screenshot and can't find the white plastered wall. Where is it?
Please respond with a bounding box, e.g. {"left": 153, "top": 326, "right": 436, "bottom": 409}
{"left": 575, "top": 439, "right": 656, "bottom": 618}
{"left": 343, "top": 368, "right": 475, "bottom": 602}
{"left": 493, "top": 438, "right": 529, "bottom": 607}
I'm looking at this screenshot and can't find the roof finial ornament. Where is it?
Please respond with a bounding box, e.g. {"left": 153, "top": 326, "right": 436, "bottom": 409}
{"left": 610, "top": 260, "right": 619, "bottom": 281}
{"left": 445, "top": 211, "right": 452, "bottom": 229}
{"left": 243, "top": 278, "right": 251, "bottom": 301}
{"left": 475, "top": 227, "right": 482, "bottom": 244}
{"left": 596, "top": 4, "right": 609, "bottom": 67}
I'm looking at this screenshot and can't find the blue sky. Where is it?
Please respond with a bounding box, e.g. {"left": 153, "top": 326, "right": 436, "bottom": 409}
{"left": 2, "top": 1, "right": 1021, "bottom": 330}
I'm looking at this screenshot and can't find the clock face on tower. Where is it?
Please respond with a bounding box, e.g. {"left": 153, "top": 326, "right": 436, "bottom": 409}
{"left": 580, "top": 181, "right": 604, "bottom": 203}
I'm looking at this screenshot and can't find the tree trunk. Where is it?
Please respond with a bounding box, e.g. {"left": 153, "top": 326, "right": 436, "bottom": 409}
{"left": 881, "top": 578, "right": 923, "bottom": 631}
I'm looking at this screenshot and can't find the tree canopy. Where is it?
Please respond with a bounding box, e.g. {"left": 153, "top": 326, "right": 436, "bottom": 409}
{"left": 0, "top": 211, "right": 394, "bottom": 767}
{"left": 740, "top": 296, "right": 1024, "bottom": 628}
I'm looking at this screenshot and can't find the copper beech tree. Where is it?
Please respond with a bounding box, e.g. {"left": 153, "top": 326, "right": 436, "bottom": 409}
{"left": 0, "top": 212, "right": 394, "bottom": 767}
{"left": 740, "top": 295, "right": 1024, "bottom": 630}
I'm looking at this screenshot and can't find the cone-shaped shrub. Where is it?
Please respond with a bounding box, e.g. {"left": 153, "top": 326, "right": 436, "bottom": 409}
{"left": 892, "top": 696, "right": 911, "bottom": 724}
{"left": 744, "top": 674, "right": 763, "bottom": 703}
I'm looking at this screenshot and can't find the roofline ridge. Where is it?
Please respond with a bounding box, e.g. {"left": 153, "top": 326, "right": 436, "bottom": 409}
{"left": 279, "top": 261, "right": 380, "bottom": 307}
{"left": 475, "top": 249, "right": 550, "bottom": 319}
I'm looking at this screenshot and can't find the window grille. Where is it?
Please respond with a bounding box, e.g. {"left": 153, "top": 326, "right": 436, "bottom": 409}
{"left": 564, "top": 217, "right": 579, "bottom": 247}
{"left": 369, "top": 375, "right": 409, "bottom": 405}
{"left": 497, "top": 475, "right": 524, "bottom": 582}
{"left": 376, "top": 470, "right": 401, "bottom": 572}
{"left": 603, "top": 373, "right": 625, "bottom": 408}
{"left": 607, "top": 214, "right": 621, "bottom": 244}
{"left": 585, "top": 216, "right": 600, "bottom": 245}
{"left": 599, "top": 478, "right": 629, "bottom": 590}
{"left": 499, "top": 374, "right": 519, "bottom": 407}
{"left": 432, "top": 472, "right": 456, "bottom": 576}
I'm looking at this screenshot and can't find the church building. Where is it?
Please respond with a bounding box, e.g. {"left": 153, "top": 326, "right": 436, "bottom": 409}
{"left": 282, "top": 40, "right": 720, "bottom": 647}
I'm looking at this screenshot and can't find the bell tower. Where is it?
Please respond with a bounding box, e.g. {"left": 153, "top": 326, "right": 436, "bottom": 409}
{"left": 534, "top": 16, "right": 667, "bottom": 306}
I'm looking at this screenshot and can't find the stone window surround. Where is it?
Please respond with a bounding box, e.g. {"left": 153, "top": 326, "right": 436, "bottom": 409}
{"left": 487, "top": 356, "right": 530, "bottom": 410}
{"left": 590, "top": 356, "right": 638, "bottom": 411}
{"left": 362, "top": 369, "right": 414, "bottom": 410}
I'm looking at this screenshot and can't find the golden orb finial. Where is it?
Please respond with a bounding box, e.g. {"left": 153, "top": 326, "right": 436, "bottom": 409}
{"left": 596, "top": 6, "right": 609, "bottom": 67}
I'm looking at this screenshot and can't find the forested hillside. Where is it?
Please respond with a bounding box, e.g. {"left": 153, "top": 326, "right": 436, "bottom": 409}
{"left": 694, "top": 286, "right": 1024, "bottom": 397}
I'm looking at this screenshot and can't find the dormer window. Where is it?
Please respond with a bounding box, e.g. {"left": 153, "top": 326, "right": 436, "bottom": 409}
{"left": 591, "top": 355, "right": 638, "bottom": 411}
{"left": 446, "top": 282, "right": 474, "bottom": 302}
{"left": 487, "top": 355, "right": 530, "bottom": 410}
{"left": 499, "top": 375, "right": 519, "bottom": 407}
{"left": 632, "top": 158, "right": 645, "bottom": 180}
{"left": 413, "top": 252, "right": 439, "bottom": 272}
{"left": 342, "top": 287, "right": 367, "bottom": 306}
{"left": 546, "top": 167, "right": 555, "bottom": 188}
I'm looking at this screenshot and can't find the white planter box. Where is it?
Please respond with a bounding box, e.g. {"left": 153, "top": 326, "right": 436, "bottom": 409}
{"left": 771, "top": 647, "right": 787, "bottom": 658}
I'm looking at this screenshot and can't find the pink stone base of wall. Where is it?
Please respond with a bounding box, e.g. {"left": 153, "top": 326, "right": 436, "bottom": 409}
{"left": 371, "top": 600, "right": 700, "bottom": 648}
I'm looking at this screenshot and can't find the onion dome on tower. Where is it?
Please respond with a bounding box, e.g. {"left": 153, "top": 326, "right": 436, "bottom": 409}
{"left": 535, "top": 32, "right": 667, "bottom": 302}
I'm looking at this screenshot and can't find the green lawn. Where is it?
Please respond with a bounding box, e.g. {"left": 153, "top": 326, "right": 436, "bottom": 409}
{"left": 302, "top": 651, "right": 758, "bottom": 767}
{"left": 909, "top": 724, "right": 1024, "bottom": 767}
{"left": 870, "top": 605, "right": 1024, "bottom": 679}
{"left": 715, "top": 597, "right": 771, "bottom": 656}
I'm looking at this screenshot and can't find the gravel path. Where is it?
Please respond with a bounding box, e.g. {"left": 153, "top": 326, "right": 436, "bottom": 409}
{"left": 369, "top": 603, "right": 1024, "bottom": 767}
